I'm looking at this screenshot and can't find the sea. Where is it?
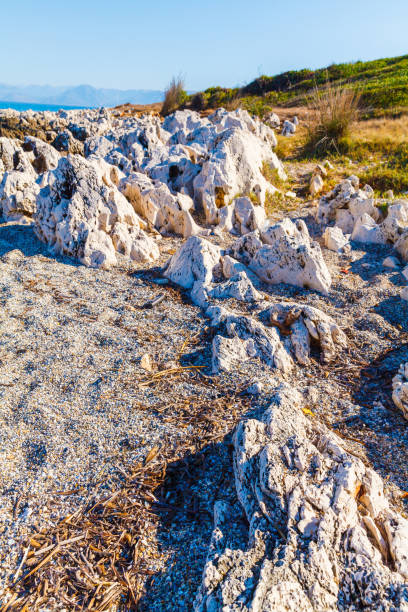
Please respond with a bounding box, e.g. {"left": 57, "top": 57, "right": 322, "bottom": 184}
{"left": 0, "top": 101, "right": 92, "bottom": 112}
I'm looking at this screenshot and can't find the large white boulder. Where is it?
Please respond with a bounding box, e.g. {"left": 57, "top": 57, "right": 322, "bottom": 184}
{"left": 207, "top": 305, "right": 293, "bottom": 374}
{"left": 193, "top": 128, "right": 285, "bottom": 224}
{"left": 232, "top": 218, "right": 332, "bottom": 295}
{"left": 163, "top": 235, "right": 221, "bottom": 290}
{"left": 195, "top": 385, "right": 408, "bottom": 611}
{"left": 0, "top": 167, "right": 39, "bottom": 220}
{"left": 335, "top": 208, "right": 354, "bottom": 234}
{"left": 351, "top": 213, "right": 386, "bottom": 244}
{"left": 34, "top": 155, "right": 159, "bottom": 268}
{"left": 264, "top": 301, "right": 347, "bottom": 364}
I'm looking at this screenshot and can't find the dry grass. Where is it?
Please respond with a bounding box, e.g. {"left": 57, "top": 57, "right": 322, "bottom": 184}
{"left": 304, "top": 83, "right": 361, "bottom": 154}
{"left": 161, "top": 76, "right": 187, "bottom": 117}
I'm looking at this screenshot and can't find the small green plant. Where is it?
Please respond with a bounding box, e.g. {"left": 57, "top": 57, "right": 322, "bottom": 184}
{"left": 304, "top": 82, "right": 361, "bottom": 155}
{"left": 161, "top": 76, "right": 188, "bottom": 116}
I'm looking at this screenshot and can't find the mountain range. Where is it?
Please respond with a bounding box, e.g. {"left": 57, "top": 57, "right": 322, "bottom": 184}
{"left": 0, "top": 83, "right": 164, "bottom": 107}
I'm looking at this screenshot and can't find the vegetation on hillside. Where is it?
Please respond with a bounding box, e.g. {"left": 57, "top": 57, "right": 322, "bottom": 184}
{"left": 181, "top": 55, "right": 408, "bottom": 117}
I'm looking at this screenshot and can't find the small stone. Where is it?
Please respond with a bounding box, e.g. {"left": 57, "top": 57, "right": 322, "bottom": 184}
{"left": 140, "top": 353, "right": 153, "bottom": 372}
{"left": 310, "top": 174, "right": 324, "bottom": 197}
{"left": 382, "top": 256, "right": 400, "bottom": 269}
{"left": 402, "top": 265, "right": 408, "bottom": 280}
{"left": 385, "top": 189, "right": 394, "bottom": 200}
{"left": 401, "top": 287, "right": 408, "bottom": 301}
{"left": 246, "top": 381, "right": 263, "bottom": 395}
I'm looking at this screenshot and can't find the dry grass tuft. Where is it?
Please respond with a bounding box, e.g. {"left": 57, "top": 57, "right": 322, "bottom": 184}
{"left": 304, "top": 82, "right": 361, "bottom": 155}
{"left": 161, "top": 76, "right": 187, "bottom": 117}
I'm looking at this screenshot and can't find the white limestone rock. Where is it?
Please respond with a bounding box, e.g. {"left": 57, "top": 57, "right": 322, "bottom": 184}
{"left": 335, "top": 208, "right": 354, "bottom": 234}
{"left": 351, "top": 214, "right": 386, "bottom": 244}
{"left": 0, "top": 167, "right": 39, "bottom": 220}
{"left": 195, "top": 384, "right": 408, "bottom": 611}
{"left": 310, "top": 174, "right": 324, "bottom": 197}
{"left": 264, "top": 301, "right": 347, "bottom": 364}
{"left": 323, "top": 226, "right": 349, "bottom": 252}
{"left": 207, "top": 306, "right": 293, "bottom": 374}
{"left": 221, "top": 254, "right": 261, "bottom": 288}
{"left": 34, "top": 155, "right": 158, "bottom": 268}
{"left": 193, "top": 128, "right": 285, "bottom": 224}
{"left": 232, "top": 219, "right": 332, "bottom": 295}
{"left": 216, "top": 197, "right": 268, "bottom": 236}
{"left": 395, "top": 232, "right": 408, "bottom": 262}
{"left": 163, "top": 235, "right": 221, "bottom": 290}
{"left": 401, "top": 286, "right": 408, "bottom": 301}
{"left": 120, "top": 172, "right": 205, "bottom": 238}
{"left": 349, "top": 196, "right": 380, "bottom": 222}
{"left": 209, "top": 272, "right": 263, "bottom": 303}
{"left": 392, "top": 362, "right": 408, "bottom": 420}
{"left": 264, "top": 112, "right": 280, "bottom": 129}
{"left": 23, "top": 135, "right": 60, "bottom": 172}
{"left": 382, "top": 201, "right": 408, "bottom": 243}
{"left": 282, "top": 119, "right": 296, "bottom": 136}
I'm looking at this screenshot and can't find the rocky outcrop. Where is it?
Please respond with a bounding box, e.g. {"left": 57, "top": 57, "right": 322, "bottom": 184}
{"left": 207, "top": 305, "right": 293, "bottom": 374}
{"left": 264, "top": 301, "right": 347, "bottom": 364}
{"left": 34, "top": 155, "right": 159, "bottom": 268}
{"left": 193, "top": 126, "right": 284, "bottom": 224}
{"left": 392, "top": 362, "right": 408, "bottom": 420}
{"left": 317, "top": 176, "right": 408, "bottom": 259}
{"left": 195, "top": 384, "right": 408, "bottom": 611}
{"left": 0, "top": 137, "right": 40, "bottom": 220}
{"left": 119, "top": 172, "right": 205, "bottom": 238}
{"left": 232, "top": 219, "right": 332, "bottom": 295}
{"left": 208, "top": 300, "right": 346, "bottom": 373}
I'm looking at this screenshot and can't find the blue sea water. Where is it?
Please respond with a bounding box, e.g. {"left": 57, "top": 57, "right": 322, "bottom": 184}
{"left": 0, "top": 100, "right": 92, "bottom": 112}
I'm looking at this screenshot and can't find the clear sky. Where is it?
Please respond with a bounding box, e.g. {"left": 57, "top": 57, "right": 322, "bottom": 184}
{"left": 2, "top": 0, "right": 408, "bottom": 91}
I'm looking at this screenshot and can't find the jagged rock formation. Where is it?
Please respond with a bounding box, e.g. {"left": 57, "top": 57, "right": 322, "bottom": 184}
{"left": 195, "top": 385, "right": 408, "bottom": 611}
{"left": 34, "top": 155, "right": 159, "bottom": 268}
{"left": 1, "top": 107, "right": 288, "bottom": 266}
{"left": 232, "top": 219, "right": 332, "bottom": 295}
{"left": 208, "top": 300, "right": 347, "bottom": 373}
{"left": 0, "top": 137, "right": 41, "bottom": 220}
{"left": 318, "top": 176, "right": 408, "bottom": 260}
{"left": 207, "top": 305, "right": 293, "bottom": 374}
{"left": 392, "top": 363, "right": 408, "bottom": 420}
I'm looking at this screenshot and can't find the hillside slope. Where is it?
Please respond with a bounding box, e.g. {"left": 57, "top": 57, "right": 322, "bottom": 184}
{"left": 184, "top": 54, "right": 408, "bottom": 117}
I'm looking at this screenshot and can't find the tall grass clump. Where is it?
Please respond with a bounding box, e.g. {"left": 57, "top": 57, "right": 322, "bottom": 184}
{"left": 304, "top": 82, "right": 361, "bottom": 155}
{"left": 161, "top": 76, "right": 187, "bottom": 116}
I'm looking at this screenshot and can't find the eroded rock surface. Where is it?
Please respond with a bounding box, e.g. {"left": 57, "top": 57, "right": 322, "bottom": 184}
{"left": 195, "top": 385, "right": 408, "bottom": 611}
{"left": 34, "top": 155, "right": 159, "bottom": 268}
{"left": 232, "top": 219, "right": 332, "bottom": 295}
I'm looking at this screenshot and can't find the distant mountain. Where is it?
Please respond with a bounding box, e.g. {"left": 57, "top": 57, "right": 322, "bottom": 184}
{"left": 0, "top": 83, "right": 164, "bottom": 107}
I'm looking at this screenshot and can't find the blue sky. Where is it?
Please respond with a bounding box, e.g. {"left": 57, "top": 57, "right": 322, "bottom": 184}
{"left": 2, "top": 0, "right": 408, "bottom": 91}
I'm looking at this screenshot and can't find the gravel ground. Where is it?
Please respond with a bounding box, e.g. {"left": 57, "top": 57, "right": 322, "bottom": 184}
{"left": 1, "top": 208, "right": 408, "bottom": 609}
